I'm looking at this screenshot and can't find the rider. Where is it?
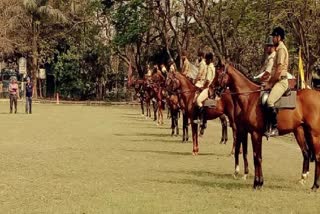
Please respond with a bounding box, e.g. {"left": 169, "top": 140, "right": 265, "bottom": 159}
{"left": 264, "top": 27, "right": 289, "bottom": 137}
{"left": 160, "top": 64, "right": 168, "bottom": 78}
{"left": 194, "top": 52, "right": 216, "bottom": 129}
{"left": 168, "top": 59, "right": 176, "bottom": 73}
{"left": 181, "top": 50, "right": 191, "bottom": 77}
{"left": 260, "top": 36, "right": 276, "bottom": 83}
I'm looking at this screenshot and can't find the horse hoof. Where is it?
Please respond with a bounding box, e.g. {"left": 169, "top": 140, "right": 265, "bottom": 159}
{"left": 233, "top": 173, "right": 238, "bottom": 179}
{"left": 299, "top": 179, "right": 306, "bottom": 185}
{"left": 311, "top": 185, "right": 319, "bottom": 191}
{"left": 219, "top": 140, "right": 224, "bottom": 144}
{"left": 242, "top": 174, "right": 248, "bottom": 180}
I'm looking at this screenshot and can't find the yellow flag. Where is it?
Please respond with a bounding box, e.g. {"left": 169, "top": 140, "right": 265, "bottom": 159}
{"left": 299, "top": 48, "right": 305, "bottom": 89}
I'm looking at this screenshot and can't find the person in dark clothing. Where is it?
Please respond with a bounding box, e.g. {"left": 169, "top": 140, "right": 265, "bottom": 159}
{"left": 25, "top": 77, "right": 33, "bottom": 114}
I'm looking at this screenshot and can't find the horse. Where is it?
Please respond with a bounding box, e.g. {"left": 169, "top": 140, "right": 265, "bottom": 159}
{"left": 133, "top": 79, "right": 146, "bottom": 116}
{"left": 215, "top": 63, "right": 319, "bottom": 190}
{"left": 166, "top": 94, "right": 180, "bottom": 136}
{"left": 150, "top": 72, "right": 166, "bottom": 125}
{"left": 165, "top": 72, "right": 238, "bottom": 155}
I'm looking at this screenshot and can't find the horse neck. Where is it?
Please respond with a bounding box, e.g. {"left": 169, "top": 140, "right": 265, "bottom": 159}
{"left": 227, "top": 65, "right": 261, "bottom": 112}
{"left": 227, "top": 66, "right": 259, "bottom": 92}
{"left": 175, "top": 73, "right": 196, "bottom": 112}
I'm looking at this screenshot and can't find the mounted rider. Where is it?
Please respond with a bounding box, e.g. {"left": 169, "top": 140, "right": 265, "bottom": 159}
{"left": 181, "top": 50, "right": 191, "bottom": 77}
{"left": 259, "top": 36, "right": 276, "bottom": 83}
{"left": 264, "top": 27, "right": 289, "bottom": 137}
{"left": 168, "top": 59, "right": 176, "bottom": 73}
{"left": 193, "top": 52, "right": 216, "bottom": 130}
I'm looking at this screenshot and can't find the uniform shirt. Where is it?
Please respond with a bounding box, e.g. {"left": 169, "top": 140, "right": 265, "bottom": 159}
{"left": 195, "top": 59, "right": 207, "bottom": 88}
{"left": 271, "top": 41, "right": 288, "bottom": 79}
{"left": 197, "top": 59, "right": 206, "bottom": 80}
{"left": 263, "top": 51, "right": 276, "bottom": 73}
{"left": 206, "top": 63, "right": 216, "bottom": 86}
{"left": 9, "top": 83, "right": 18, "bottom": 95}
{"left": 26, "top": 82, "right": 33, "bottom": 97}
{"left": 182, "top": 58, "right": 190, "bottom": 76}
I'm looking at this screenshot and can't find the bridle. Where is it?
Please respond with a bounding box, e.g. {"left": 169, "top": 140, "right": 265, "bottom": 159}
{"left": 215, "top": 63, "right": 264, "bottom": 96}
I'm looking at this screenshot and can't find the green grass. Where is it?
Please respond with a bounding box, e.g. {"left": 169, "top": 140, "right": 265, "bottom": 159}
{"left": 0, "top": 103, "right": 319, "bottom": 214}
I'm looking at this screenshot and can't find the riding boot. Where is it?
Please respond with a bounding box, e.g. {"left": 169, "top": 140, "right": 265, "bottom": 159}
{"left": 200, "top": 108, "right": 207, "bottom": 136}
{"left": 193, "top": 106, "right": 201, "bottom": 124}
{"left": 265, "top": 106, "right": 279, "bottom": 137}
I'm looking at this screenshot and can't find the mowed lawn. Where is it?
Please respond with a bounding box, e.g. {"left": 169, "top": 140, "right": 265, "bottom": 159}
{"left": 0, "top": 103, "right": 319, "bottom": 214}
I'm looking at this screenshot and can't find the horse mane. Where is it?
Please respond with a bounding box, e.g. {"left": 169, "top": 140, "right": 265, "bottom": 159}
{"left": 227, "top": 62, "right": 260, "bottom": 89}
{"left": 175, "top": 72, "right": 196, "bottom": 89}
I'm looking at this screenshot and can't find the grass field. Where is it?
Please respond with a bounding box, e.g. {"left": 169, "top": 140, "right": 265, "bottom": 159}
{"left": 0, "top": 103, "right": 319, "bottom": 214}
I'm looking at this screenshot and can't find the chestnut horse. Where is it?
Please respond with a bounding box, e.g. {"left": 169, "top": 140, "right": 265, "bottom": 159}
{"left": 216, "top": 63, "right": 319, "bottom": 190}
{"left": 166, "top": 72, "right": 237, "bottom": 155}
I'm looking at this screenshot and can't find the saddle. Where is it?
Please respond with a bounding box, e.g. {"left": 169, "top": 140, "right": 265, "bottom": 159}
{"left": 261, "top": 88, "right": 296, "bottom": 109}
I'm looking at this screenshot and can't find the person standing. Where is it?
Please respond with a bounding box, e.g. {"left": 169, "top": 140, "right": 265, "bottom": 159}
{"left": 25, "top": 77, "right": 33, "bottom": 114}
{"left": 9, "top": 76, "right": 19, "bottom": 114}
{"left": 265, "top": 27, "right": 289, "bottom": 137}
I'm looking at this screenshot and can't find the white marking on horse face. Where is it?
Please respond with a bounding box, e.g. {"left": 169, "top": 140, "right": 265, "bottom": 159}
{"left": 235, "top": 165, "right": 240, "bottom": 173}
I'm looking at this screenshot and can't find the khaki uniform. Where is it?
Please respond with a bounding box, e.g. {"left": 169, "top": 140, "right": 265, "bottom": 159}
{"left": 197, "top": 63, "right": 216, "bottom": 107}
{"left": 263, "top": 51, "right": 276, "bottom": 74}
{"left": 182, "top": 58, "right": 191, "bottom": 77}
{"left": 267, "top": 41, "right": 289, "bottom": 107}
{"left": 145, "top": 68, "right": 152, "bottom": 80}
{"left": 195, "top": 59, "right": 206, "bottom": 88}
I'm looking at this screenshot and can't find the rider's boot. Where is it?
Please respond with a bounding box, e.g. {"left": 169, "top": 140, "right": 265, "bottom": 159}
{"left": 199, "top": 107, "right": 207, "bottom": 136}
{"left": 264, "top": 106, "right": 279, "bottom": 137}
{"left": 193, "top": 106, "right": 201, "bottom": 124}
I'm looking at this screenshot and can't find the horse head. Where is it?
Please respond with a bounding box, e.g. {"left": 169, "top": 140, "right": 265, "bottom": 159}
{"left": 165, "top": 72, "right": 181, "bottom": 94}
{"left": 213, "top": 63, "right": 231, "bottom": 96}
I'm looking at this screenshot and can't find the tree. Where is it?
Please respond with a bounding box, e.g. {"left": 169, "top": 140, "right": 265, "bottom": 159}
{"left": 23, "top": 0, "right": 67, "bottom": 98}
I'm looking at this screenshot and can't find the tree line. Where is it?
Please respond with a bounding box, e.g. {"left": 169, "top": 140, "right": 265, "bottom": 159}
{"left": 1, "top": 0, "right": 319, "bottom": 99}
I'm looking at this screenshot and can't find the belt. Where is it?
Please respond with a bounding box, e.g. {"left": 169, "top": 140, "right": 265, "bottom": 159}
{"left": 280, "top": 76, "right": 287, "bottom": 80}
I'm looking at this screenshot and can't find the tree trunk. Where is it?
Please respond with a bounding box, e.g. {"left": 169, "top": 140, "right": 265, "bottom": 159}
{"left": 32, "top": 21, "right": 38, "bottom": 98}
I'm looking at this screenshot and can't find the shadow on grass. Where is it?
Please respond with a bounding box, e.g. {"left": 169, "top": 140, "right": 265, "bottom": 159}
{"left": 128, "top": 138, "right": 183, "bottom": 143}
{"left": 149, "top": 178, "right": 251, "bottom": 190}
{"left": 124, "top": 149, "right": 220, "bottom": 156}
{"left": 149, "top": 177, "right": 294, "bottom": 191}
{"left": 160, "top": 170, "right": 234, "bottom": 179}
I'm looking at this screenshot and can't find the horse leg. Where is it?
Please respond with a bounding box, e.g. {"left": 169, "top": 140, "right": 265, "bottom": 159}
{"left": 140, "top": 99, "right": 144, "bottom": 116}
{"left": 176, "top": 111, "right": 179, "bottom": 136}
{"left": 191, "top": 122, "right": 199, "bottom": 155}
{"left": 242, "top": 132, "right": 249, "bottom": 180}
{"left": 153, "top": 100, "right": 158, "bottom": 121}
{"left": 293, "top": 126, "right": 310, "bottom": 184}
{"left": 219, "top": 115, "right": 227, "bottom": 144}
{"left": 229, "top": 118, "right": 237, "bottom": 155}
{"left": 171, "top": 110, "right": 175, "bottom": 136}
{"left": 251, "top": 132, "right": 263, "bottom": 189}
{"left": 310, "top": 132, "right": 320, "bottom": 191}
{"left": 182, "top": 112, "right": 189, "bottom": 142}
{"left": 233, "top": 131, "right": 241, "bottom": 179}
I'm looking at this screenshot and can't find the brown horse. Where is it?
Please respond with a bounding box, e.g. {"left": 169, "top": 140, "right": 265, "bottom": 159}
{"left": 166, "top": 72, "right": 237, "bottom": 155}
{"left": 150, "top": 72, "right": 166, "bottom": 125}
{"left": 167, "top": 94, "right": 180, "bottom": 136}
{"left": 216, "top": 63, "right": 319, "bottom": 190}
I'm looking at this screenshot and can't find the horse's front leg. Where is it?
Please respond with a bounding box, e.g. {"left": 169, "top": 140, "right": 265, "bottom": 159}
{"left": 191, "top": 122, "right": 199, "bottom": 155}
{"left": 251, "top": 132, "right": 263, "bottom": 189}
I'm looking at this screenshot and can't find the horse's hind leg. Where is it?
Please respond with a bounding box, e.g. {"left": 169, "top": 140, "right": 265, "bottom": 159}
{"left": 310, "top": 133, "right": 320, "bottom": 191}
{"left": 294, "top": 126, "right": 310, "bottom": 184}
{"left": 176, "top": 111, "right": 179, "bottom": 136}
